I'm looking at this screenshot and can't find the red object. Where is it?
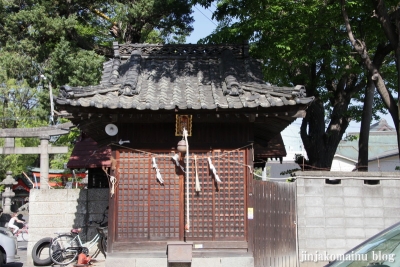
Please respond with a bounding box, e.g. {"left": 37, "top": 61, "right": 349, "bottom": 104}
{"left": 13, "top": 179, "right": 31, "bottom": 192}
{"left": 30, "top": 172, "right": 87, "bottom": 187}
{"left": 67, "top": 136, "right": 111, "bottom": 169}
{"left": 31, "top": 172, "right": 86, "bottom": 179}
{"left": 77, "top": 253, "right": 91, "bottom": 264}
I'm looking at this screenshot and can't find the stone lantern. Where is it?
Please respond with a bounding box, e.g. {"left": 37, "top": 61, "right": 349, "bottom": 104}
{"left": 0, "top": 171, "right": 18, "bottom": 213}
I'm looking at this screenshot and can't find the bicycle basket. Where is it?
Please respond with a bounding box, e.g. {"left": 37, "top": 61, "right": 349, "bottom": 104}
{"left": 96, "top": 227, "right": 108, "bottom": 238}
{"left": 51, "top": 241, "right": 64, "bottom": 261}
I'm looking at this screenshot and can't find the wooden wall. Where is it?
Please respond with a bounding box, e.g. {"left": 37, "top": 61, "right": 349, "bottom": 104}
{"left": 118, "top": 122, "right": 253, "bottom": 149}
{"left": 108, "top": 122, "right": 254, "bottom": 254}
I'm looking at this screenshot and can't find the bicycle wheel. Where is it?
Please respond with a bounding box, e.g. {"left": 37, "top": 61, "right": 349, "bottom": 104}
{"left": 21, "top": 231, "right": 28, "bottom": 241}
{"left": 49, "top": 234, "right": 79, "bottom": 265}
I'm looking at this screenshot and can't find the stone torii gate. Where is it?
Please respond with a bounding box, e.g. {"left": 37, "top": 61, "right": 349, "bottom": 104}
{"left": 0, "top": 122, "right": 73, "bottom": 188}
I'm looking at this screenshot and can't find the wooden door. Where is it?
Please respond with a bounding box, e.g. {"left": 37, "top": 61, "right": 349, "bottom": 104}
{"left": 116, "top": 150, "right": 181, "bottom": 241}
{"left": 115, "top": 149, "right": 247, "bottom": 242}
{"left": 186, "top": 150, "right": 247, "bottom": 241}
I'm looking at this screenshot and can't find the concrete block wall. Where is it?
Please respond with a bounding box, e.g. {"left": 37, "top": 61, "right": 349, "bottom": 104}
{"left": 27, "top": 188, "right": 108, "bottom": 265}
{"left": 297, "top": 174, "right": 400, "bottom": 267}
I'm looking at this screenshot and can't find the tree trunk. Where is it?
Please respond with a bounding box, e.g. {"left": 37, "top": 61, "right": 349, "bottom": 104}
{"left": 396, "top": 18, "right": 400, "bottom": 162}
{"left": 371, "top": 0, "right": 400, "bottom": 161}
{"left": 343, "top": 0, "right": 400, "bottom": 164}
{"left": 357, "top": 78, "right": 375, "bottom": 172}
{"left": 300, "top": 99, "right": 328, "bottom": 169}
{"left": 300, "top": 96, "right": 351, "bottom": 170}
{"left": 124, "top": 24, "right": 142, "bottom": 43}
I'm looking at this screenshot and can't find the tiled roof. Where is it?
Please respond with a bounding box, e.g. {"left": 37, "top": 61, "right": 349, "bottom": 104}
{"left": 335, "top": 119, "right": 398, "bottom": 161}
{"left": 369, "top": 119, "right": 395, "bottom": 132}
{"left": 368, "top": 148, "right": 398, "bottom": 161}
{"left": 55, "top": 43, "right": 314, "bottom": 112}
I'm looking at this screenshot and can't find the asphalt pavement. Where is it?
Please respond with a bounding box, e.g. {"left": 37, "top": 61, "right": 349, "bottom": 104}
{"left": 4, "top": 212, "right": 32, "bottom": 267}
{"left": 4, "top": 240, "right": 28, "bottom": 267}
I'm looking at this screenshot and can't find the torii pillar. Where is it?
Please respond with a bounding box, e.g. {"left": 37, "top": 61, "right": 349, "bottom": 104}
{"left": 0, "top": 123, "right": 73, "bottom": 188}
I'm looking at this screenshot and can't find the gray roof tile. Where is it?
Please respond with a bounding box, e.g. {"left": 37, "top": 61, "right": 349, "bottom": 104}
{"left": 55, "top": 43, "right": 314, "bottom": 111}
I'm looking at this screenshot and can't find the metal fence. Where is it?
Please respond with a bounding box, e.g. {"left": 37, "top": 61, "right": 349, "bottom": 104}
{"left": 252, "top": 180, "right": 297, "bottom": 267}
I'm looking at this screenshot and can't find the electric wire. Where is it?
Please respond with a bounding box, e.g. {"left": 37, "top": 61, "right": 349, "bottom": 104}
{"left": 194, "top": 6, "right": 218, "bottom": 27}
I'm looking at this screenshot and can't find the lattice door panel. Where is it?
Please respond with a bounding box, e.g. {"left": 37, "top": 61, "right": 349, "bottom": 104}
{"left": 116, "top": 150, "right": 181, "bottom": 241}
{"left": 186, "top": 150, "right": 247, "bottom": 241}
{"left": 149, "top": 152, "right": 181, "bottom": 240}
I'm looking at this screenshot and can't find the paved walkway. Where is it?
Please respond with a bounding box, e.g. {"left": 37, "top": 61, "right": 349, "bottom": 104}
{"left": 4, "top": 240, "right": 106, "bottom": 267}
{"left": 4, "top": 212, "right": 106, "bottom": 267}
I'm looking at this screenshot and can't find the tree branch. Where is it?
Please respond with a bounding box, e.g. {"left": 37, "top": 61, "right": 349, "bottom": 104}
{"left": 372, "top": 0, "right": 398, "bottom": 49}
{"left": 67, "top": 28, "right": 113, "bottom": 57}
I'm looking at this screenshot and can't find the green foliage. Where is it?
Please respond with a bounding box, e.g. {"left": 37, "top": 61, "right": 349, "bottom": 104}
{"left": 0, "top": 0, "right": 195, "bottom": 180}
{"left": 47, "top": 38, "right": 105, "bottom": 87}
{"left": 111, "top": 0, "right": 194, "bottom": 43}
{"left": 49, "top": 120, "right": 80, "bottom": 169}
{"left": 343, "top": 134, "right": 358, "bottom": 142}
{"left": 0, "top": 0, "right": 194, "bottom": 87}
{"left": 86, "top": 0, "right": 193, "bottom": 43}
{"left": 0, "top": 138, "right": 41, "bottom": 180}
{"left": 194, "top": 0, "right": 397, "bottom": 168}
{"left": 0, "top": 75, "right": 48, "bottom": 179}
{"left": 279, "top": 168, "right": 300, "bottom": 177}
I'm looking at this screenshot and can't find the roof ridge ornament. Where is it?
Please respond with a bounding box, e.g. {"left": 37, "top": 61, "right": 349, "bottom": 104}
{"left": 223, "top": 75, "right": 243, "bottom": 96}
{"left": 117, "top": 43, "right": 248, "bottom": 58}
{"left": 109, "top": 58, "right": 121, "bottom": 84}
{"left": 119, "top": 50, "right": 142, "bottom": 96}
{"left": 294, "top": 85, "right": 307, "bottom": 97}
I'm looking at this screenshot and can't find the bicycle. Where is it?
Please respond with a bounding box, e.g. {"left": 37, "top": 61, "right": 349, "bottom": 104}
{"left": 9, "top": 222, "right": 28, "bottom": 241}
{"left": 49, "top": 214, "right": 108, "bottom": 265}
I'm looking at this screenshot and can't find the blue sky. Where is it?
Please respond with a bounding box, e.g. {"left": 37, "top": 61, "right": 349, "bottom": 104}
{"left": 186, "top": 4, "right": 217, "bottom": 44}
